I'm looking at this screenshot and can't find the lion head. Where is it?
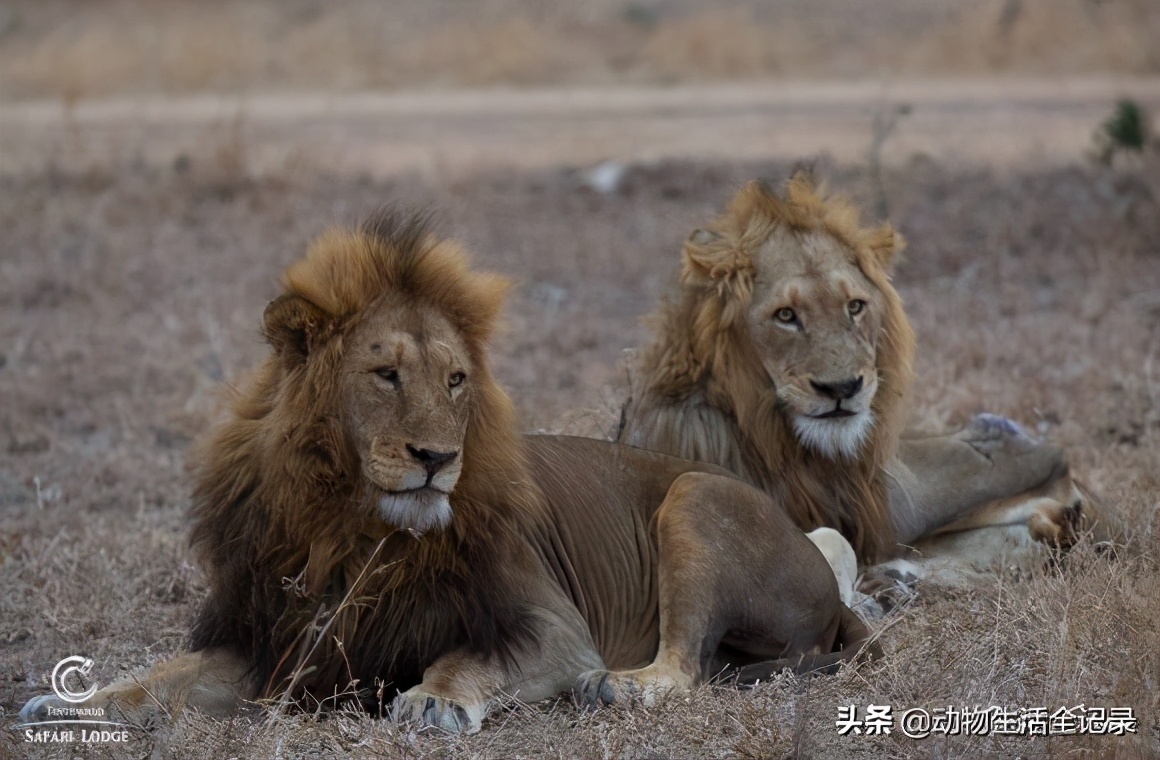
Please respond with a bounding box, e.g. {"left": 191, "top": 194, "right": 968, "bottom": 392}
{"left": 253, "top": 211, "right": 530, "bottom": 534}
{"left": 188, "top": 211, "right": 539, "bottom": 703}
{"left": 621, "top": 175, "right": 915, "bottom": 562}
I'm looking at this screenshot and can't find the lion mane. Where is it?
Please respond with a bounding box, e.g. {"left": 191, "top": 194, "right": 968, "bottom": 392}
{"left": 621, "top": 175, "right": 916, "bottom": 562}
{"left": 186, "top": 212, "right": 542, "bottom": 707}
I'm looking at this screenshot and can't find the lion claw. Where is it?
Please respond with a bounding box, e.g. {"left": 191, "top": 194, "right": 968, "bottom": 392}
{"left": 573, "top": 666, "right": 688, "bottom": 710}
{"left": 391, "top": 689, "right": 480, "bottom": 734}
{"left": 572, "top": 669, "right": 616, "bottom": 709}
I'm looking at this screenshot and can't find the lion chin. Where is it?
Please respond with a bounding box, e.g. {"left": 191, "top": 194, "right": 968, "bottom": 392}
{"left": 792, "top": 411, "right": 875, "bottom": 460}
{"left": 377, "top": 488, "right": 454, "bottom": 534}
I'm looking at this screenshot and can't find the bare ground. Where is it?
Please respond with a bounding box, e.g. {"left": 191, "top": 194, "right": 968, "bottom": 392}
{"left": 0, "top": 147, "right": 1158, "bottom": 759}
{"left": 5, "top": 78, "right": 1160, "bottom": 178}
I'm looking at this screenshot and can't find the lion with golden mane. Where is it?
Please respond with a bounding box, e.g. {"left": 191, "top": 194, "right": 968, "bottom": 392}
{"left": 23, "top": 210, "right": 877, "bottom": 734}
{"left": 619, "top": 174, "right": 1087, "bottom": 578}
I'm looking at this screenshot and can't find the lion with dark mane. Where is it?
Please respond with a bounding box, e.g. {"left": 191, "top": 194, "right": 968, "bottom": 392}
{"left": 186, "top": 214, "right": 543, "bottom": 708}
{"left": 23, "top": 210, "right": 877, "bottom": 733}
{"left": 620, "top": 174, "right": 1086, "bottom": 574}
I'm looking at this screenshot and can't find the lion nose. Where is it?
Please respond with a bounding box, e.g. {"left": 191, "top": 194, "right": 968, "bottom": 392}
{"left": 810, "top": 376, "right": 864, "bottom": 401}
{"left": 406, "top": 445, "right": 459, "bottom": 477}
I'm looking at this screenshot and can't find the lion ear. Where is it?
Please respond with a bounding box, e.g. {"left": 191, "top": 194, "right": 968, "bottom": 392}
{"left": 681, "top": 228, "right": 725, "bottom": 283}
{"left": 867, "top": 224, "right": 906, "bottom": 270}
{"left": 263, "top": 294, "right": 329, "bottom": 361}
{"left": 687, "top": 227, "right": 723, "bottom": 248}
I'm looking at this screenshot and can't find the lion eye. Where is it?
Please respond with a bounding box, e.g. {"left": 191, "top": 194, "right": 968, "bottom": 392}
{"left": 449, "top": 371, "right": 466, "bottom": 388}
{"left": 774, "top": 307, "right": 797, "bottom": 324}
{"left": 374, "top": 367, "right": 400, "bottom": 385}
{"left": 848, "top": 299, "right": 867, "bottom": 317}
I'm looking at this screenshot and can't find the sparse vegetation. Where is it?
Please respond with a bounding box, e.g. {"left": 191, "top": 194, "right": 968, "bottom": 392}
{"left": 2, "top": 2, "right": 1158, "bottom": 756}
{"left": 2, "top": 157, "right": 1158, "bottom": 759}
{"left": 1, "top": 0, "right": 1158, "bottom": 100}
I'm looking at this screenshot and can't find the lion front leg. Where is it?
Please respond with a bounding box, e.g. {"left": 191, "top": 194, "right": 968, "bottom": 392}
{"left": 573, "top": 477, "right": 722, "bottom": 710}
{"left": 395, "top": 598, "right": 604, "bottom": 733}
{"left": 926, "top": 465, "right": 1084, "bottom": 545}
{"left": 861, "top": 473, "right": 1105, "bottom": 593}
{"left": 391, "top": 650, "right": 498, "bottom": 734}
{"left": 575, "top": 472, "right": 844, "bottom": 710}
{"left": 20, "top": 648, "right": 251, "bottom": 726}
{"left": 891, "top": 414, "right": 1071, "bottom": 544}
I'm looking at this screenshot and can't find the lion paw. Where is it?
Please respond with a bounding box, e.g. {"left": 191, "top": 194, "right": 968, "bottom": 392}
{"left": 390, "top": 688, "right": 482, "bottom": 734}
{"left": 1028, "top": 489, "right": 1084, "bottom": 548}
{"left": 573, "top": 669, "right": 616, "bottom": 708}
{"left": 573, "top": 666, "right": 690, "bottom": 709}
{"left": 858, "top": 560, "right": 921, "bottom": 613}
{"left": 957, "top": 413, "right": 1037, "bottom": 457}
{"left": 848, "top": 591, "right": 887, "bottom": 622}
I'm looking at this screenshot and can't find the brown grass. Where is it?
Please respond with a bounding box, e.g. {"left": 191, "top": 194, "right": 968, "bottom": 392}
{"left": 1, "top": 0, "right": 1159, "bottom": 101}
{"left": 1, "top": 155, "right": 1158, "bottom": 758}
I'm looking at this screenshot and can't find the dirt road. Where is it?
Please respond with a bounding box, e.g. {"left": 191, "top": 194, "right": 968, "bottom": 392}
{"left": 3, "top": 77, "right": 1159, "bottom": 177}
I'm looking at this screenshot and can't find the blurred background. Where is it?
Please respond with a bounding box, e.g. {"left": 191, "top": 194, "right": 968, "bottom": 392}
{"left": 2, "top": 0, "right": 1159, "bottom": 176}
{"left": 2, "top": 0, "right": 1159, "bottom": 97}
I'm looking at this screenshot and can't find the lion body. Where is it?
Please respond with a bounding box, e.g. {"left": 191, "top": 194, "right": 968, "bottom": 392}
{"left": 23, "top": 211, "right": 872, "bottom": 731}
{"left": 188, "top": 418, "right": 742, "bottom": 704}
{"left": 619, "top": 175, "right": 1083, "bottom": 574}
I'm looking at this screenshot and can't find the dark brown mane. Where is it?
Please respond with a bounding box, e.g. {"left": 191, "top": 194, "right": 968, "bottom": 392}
{"left": 187, "top": 210, "right": 542, "bottom": 708}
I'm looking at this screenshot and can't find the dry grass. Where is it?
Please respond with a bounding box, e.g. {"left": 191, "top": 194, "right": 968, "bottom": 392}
{"left": 1, "top": 0, "right": 1159, "bottom": 101}
{"left": 1, "top": 154, "right": 1158, "bottom": 758}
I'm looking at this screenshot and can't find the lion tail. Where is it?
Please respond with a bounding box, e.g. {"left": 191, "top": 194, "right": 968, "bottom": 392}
{"left": 728, "top": 605, "right": 881, "bottom": 686}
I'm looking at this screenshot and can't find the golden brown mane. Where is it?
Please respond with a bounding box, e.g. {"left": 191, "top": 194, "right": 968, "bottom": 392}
{"left": 187, "top": 211, "right": 542, "bottom": 708}
{"left": 622, "top": 176, "right": 916, "bottom": 562}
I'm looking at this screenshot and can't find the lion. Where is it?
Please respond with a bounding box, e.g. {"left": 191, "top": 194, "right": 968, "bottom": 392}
{"left": 617, "top": 174, "right": 1089, "bottom": 580}
{"left": 22, "top": 210, "right": 875, "bottom": 734}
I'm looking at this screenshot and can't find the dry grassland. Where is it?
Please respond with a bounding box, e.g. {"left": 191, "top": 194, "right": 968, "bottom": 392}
{"left": 0, "top": 148, "right": 1157, "bottom": 758}
{"left": 0, "top": 0, "right": 1158, "bottom": 102}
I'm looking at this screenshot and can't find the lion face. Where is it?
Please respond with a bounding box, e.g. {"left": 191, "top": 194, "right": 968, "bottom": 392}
{"left": 629, "top": 176, "right": 914, "bottom": 560}
{"left": 746, "top": 226, "right": 883, "bottom": 459}
{"left": 675, "top": 177, "right": 909, "bottom": 466}
{"left": 259, "top": 219, "right": 519, "bottom": 537}
{"left": 340, "top": 298, "right": 473, "bottom": 533}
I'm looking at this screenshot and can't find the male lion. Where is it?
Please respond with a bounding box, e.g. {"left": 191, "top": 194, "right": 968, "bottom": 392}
{"left": 618, "top": 175, "right": 1085, "bottom": 575}
{"left": 22, "top": 211, "right": 873, "bottom": 734}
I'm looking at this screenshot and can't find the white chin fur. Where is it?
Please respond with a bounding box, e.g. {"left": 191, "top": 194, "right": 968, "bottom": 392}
{"left": 378, "top": 489, "right": 453, "bottom": 534}
{"left": 793, "top": 411, "right": 874, "bottom": 459}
